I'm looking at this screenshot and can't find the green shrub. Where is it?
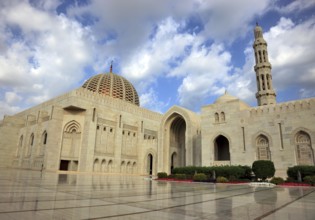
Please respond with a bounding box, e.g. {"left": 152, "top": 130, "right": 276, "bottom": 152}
{"left": 175, "top": 174, "right": 186, "bottom": 180}
{"left": 270, "top": 177, "right": 284, "bottom": 185}
{"left": 193, "top": 173, "right": 207, "bottom": 182}
{"left": 216, "top": 176, "right": 228, "bottom": 183}
{"left": 303, "top": 176, "right": 315, "bottom": 186}
{"left": 171, "top": 165, "right": 247, "bottom": 180}
{"left": 287, "top": 166, "right": 315, "bottom": 180}
{"left": 239, "top": 165, "right": 252, "bottom": 179}
{"left": 157, "top": 172, "right": 168, "bottom": 178}
{"left": 286, "top": 177, "right": 297, "bottom": 183}
{"left": 228, "top": 175, "right": 237, "bottom": 182}
{"left": 252, "top": 160, "right": 275, "bottom": 181}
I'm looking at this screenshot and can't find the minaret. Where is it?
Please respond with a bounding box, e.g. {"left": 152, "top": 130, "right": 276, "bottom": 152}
{"left": 253, "top": 23, "right": 276, "bottom": 106}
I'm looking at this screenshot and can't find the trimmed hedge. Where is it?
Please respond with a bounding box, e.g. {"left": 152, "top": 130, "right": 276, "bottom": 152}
{"left": 303, "top": 176, "right": 315, "bottom": 186}
{"left": 157, "top": 172, "right": 168, "bottom": 178}
{"left": 270, "top": 177, "right": 284, "bottom": 185}
{"left": 193, "top": 173, "right": 207, "bottom": 182}
{"left": 174, "top": 174, "right": 186, "bottom": 180}
{"left": 172, "top": 165, "right": 248, "bottom": 180}
{"left": 287, "top": 165, "right": 315, "bottom": 180}
{"left": 252, "top": 160, "right": 275, "bottom": 181}
{"left": 216, "top": 176, "right": 228, "bottom": 183}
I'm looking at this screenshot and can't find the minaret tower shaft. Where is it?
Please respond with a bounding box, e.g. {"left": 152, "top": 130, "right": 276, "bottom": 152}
{"left": 253, "top": 23, "right": 276, "bottom": 106}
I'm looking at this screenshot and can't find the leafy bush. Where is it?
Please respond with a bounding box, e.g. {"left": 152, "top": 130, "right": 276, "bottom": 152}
{"left": 270, "top": 177, "right": 284, "bottom": 185}
{"left": 239, "top": 165, "right": 253, "bottom": 180}
{"left": 286, "top": 177, "right": 298, "bottom": 183}
{"left": 216, "top": 176, "right": 228, "bottom": 183}
{"left": 172, "top": 165, "right": 247, "bottom": 180}
{"left": 303, "top": 176, "right": 315, "bottom": 186}
{"left": 193, "top": 173, "right": 207, "bottom": 182}
{"left": 174, "top": 174, "right": 186, "bottom": 180}
{"left": 157, "top": 172, "right": 168, "bottom": 178}
{"left": 287, "top": 166, "right": 315, "bottom": 181}
{"left": 252, "top": 160, "right": 275, "bottom": 181}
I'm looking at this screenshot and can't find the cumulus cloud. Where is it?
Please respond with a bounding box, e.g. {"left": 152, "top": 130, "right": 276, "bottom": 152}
{"left": 0, "top": 0, "right": 314, "bottom": 118}
{"left": 275, "top": 0, "right": 315, "bottom": 14}
{"left": 0, "top": 0, "right": 95, "bottom": 116}
{"left": 170, "top": 43, "right": 232, "bottom": 109}
{"left": 140, "top": 88, "right": 169, "bottom": 113}
{"left": 265, "top": 17, "right": 315, "bottom": 98}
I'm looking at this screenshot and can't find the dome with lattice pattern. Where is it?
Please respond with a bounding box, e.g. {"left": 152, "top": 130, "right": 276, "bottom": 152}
{"left": 82, "top": 72, "right": 140, "bottom": 106}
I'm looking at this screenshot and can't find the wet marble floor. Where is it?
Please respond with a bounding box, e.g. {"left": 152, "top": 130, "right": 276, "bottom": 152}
{"left": 0, "top": 169, "right": 314, "bottom": 219}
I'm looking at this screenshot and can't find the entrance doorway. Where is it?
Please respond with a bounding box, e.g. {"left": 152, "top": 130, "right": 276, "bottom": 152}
{"left": 214, "top": 135, "right": 230, "bottom": 160}
{"left": 148, "top": 154, "right": 153, "bottom": 175}
{"left": 171, "top": 152, "right": 177, "bottom": 173}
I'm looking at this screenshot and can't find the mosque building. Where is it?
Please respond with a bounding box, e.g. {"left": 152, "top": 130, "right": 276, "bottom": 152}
{"left": 0, "top": 24, "right": 314, "bottom": 177}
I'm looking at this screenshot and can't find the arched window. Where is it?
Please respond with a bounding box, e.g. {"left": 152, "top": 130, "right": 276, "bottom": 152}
{"left": 108, "top": 160, "right": 113, "bottom": 173}
{"left": 26, "top": 133, "right": 34, "bottom": 157}
{"left": 16, "top": 135, "right": 23, "bottom": 157}
{"left": 101, "top": 159, "right": 106, "bottom": 172}
{"left": 214, "top": 113, "right": 219, "bottom": 123}
{"left": 39, "top": 131, "right": 47, "bottom": 156}
{"left": 93, "top": 159, "right": 100, "bottom": 172}
{"left": 256, "top": 135, "right": 270, "bottom": 160}
{"left": 295, "top": 131, "right": 314, "bottom": 165}
{"left": 220, "top": 112, "right": 225, "bottom": 122}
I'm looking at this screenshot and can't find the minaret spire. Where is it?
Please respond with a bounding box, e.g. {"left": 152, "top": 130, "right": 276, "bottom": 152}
{"left": 110, "top": 60, "right": 113, "bottom": 73}
{"left": 253, "top": 23, "right": 276, "bottom": 106}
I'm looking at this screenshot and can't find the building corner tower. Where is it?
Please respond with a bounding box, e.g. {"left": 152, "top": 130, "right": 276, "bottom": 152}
{"left": 253, "top": 23, "right": 276, "bottom": 106}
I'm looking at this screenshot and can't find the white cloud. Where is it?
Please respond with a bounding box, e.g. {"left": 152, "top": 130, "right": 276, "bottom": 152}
{"left": 198, "top": 0, "right": 271, "bottom": 42}
{"left": 140, "top": 88, "right": 169, "bottom": 113}
{"left": 0, "top": 1, "right": 96, "bottom": 115}
{"left": 275, "top": 0, "right": 315, "bottom": 14}
{"left": 172, "top": 43, "right": 232, "bottom": 109}
{"left": 265, "top": 17, "right": 315, "bottom": 96}
{"left": 5, "top": 92, "right": 22, "bottom": 104}
{"left": 121, "top": 17, "right": 194, "bottom": 92}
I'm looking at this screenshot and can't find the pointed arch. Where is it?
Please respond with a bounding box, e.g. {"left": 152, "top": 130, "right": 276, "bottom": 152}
{"left": 64, "top": 120, "right": 81, "bottom": 133}
{"left": 93, "top": 159, "right": 100, "bottom": 172}
{"left": 132, "top": 162, "right": 137, "bottom": 174}
{"left": 256, "top": 134, "right": 271, "bottom": 160}
{"left": 294, "top": 130, "right": 314, "bottom": 165}
{"left": 214, "top": 135, "right": 230, "bottom": 161}
{"left": 161, "top": 105, "right": 199, "bottom": 173}
{"left": 38, "top": 131, "right": 47, "bottom": 156}
{"left": 121, "top": 161, "right": 126, "bottom": 173}
{"left": 60, "top": 120, "right": 82, "bottom": 171}
{"left": 101, "top": 159, "right": 106, "bottom": 172}
{"left": 25, "top": 133, "right": 34, "bottom": 157}
{"left": 108, "top": 160, "right": 113, "bottom": 173}
{"left": 16, "top": 135, "right": 23, "bottom": 157}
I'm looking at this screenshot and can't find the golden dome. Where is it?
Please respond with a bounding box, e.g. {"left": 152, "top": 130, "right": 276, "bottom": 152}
{"left": 82, "top": 72, "right": 140, "bottom": 106}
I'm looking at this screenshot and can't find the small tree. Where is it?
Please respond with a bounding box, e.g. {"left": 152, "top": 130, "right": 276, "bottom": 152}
{"left": 252, "top": 160, "right": 275, "bottom": 181}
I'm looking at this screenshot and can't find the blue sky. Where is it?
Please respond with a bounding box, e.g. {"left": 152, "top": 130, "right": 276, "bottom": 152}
{"left": 0, "top": 0, "right": 315, "bottom": 118}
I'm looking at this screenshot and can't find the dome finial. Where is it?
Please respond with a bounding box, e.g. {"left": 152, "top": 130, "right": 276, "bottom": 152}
{"left": 110, "top": 60, "right": 113, "bottom": 73}
{"left": 256, "top": 21, "right": 259, "bottom": 26}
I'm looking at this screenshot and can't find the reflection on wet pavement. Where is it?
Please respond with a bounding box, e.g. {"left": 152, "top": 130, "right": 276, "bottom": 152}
{"left": 0, "top": 169, "right": 314, "bottom": 219}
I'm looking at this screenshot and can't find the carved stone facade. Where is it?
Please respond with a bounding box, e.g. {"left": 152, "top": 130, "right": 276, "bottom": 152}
{"left": 0, "top": 25, "right": 314, "bottom": 177}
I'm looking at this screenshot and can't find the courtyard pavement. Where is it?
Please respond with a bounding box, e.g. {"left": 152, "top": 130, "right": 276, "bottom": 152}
{"left": 0, "top": 169, "right": 314, "bottom": 219}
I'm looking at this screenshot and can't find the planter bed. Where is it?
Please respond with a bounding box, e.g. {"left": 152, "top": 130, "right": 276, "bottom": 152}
{"left": 278, "top": 182, "right": 312, "bottom": 187}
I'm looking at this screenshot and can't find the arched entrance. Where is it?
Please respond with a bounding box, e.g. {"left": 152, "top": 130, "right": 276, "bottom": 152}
{"left": 169, "top": 116, "right": 186, "bottom": 169}
{"left": 214, "top": 135, "right": 230, "bottom": 161}
{"left": 171, "top": 152, "right": 177, "bottom": 173}
{"left": 60, "top": 120, "right": 81, "bottom": 171}
{"left": 147, "top": 154, "right": 153, "bottom": 175}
